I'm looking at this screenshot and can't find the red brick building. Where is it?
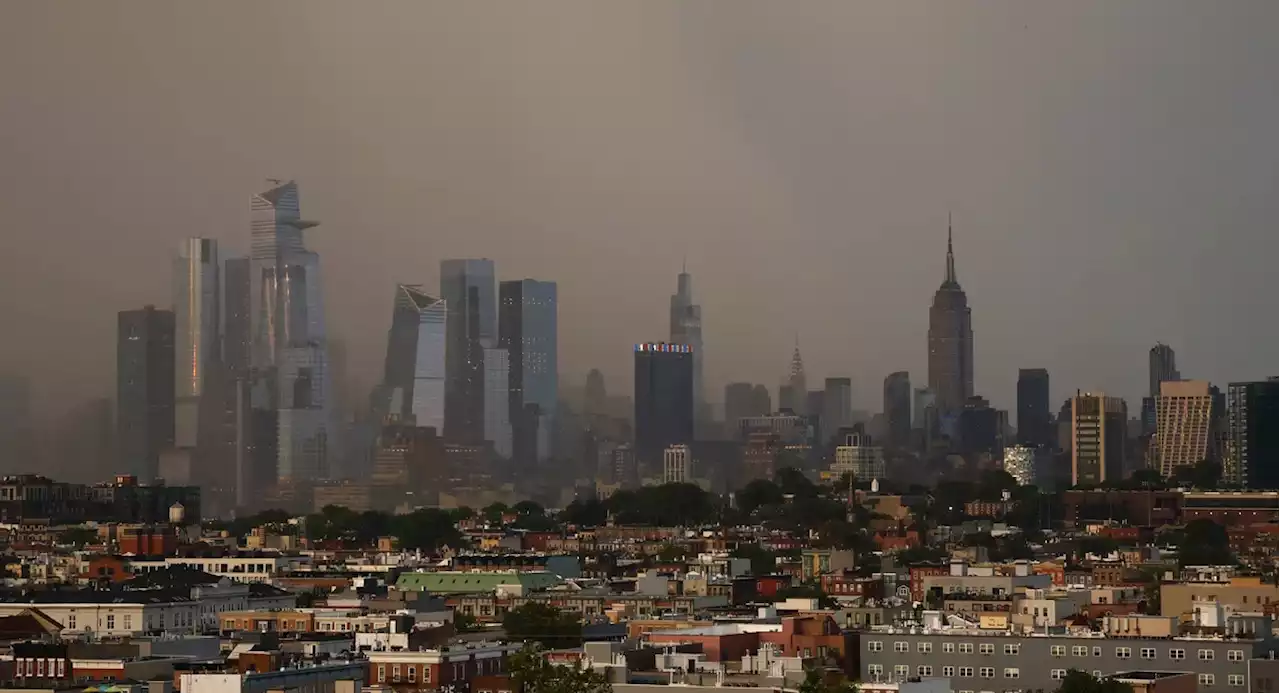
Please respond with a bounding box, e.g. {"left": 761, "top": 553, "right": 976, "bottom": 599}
{"left": 366, "top": 642, "right": 521, "bottom": 691}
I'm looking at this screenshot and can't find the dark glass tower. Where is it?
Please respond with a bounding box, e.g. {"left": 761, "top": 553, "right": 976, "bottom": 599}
{"left": 1227, "top": 379, "right": 1278, "bottom": 489}
{"left": 117, "top": 305, "right": 175, "bottom": 482}
{"left": 883, "top": 371, "right": 912, "bottom": 449}
{"left": 441, "top": 259, "right": 495, "bottom": 443}
{"left": 927, "top": 222, "right": 974, "bottom": 414}
{"left": 633, "top": 343, "right": 694, "bottom": 475}
{"left": 499, "top": 279, "right": 558, "bottom": 465}
{"left": 1016, "top": 368, "right": 1051, "bottom": 447}
{"left": 1149, "top": 343, "right": 1179, "bottom": 397}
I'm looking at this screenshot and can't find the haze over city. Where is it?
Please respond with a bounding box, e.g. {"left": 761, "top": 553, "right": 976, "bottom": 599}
{"left": 1, "top": 1, "right": 1274, "bottom": 418}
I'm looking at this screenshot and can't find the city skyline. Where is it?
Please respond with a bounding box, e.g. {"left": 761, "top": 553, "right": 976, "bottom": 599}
{"left": 0, "top": 2, "right": 1273, "bottom": 419}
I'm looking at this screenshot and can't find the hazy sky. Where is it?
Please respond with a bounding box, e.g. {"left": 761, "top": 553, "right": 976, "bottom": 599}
{"left": 1, "top": 1, "right": 1275, "bottom": 417}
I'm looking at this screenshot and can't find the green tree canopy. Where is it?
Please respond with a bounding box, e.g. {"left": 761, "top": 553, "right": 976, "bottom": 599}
{"left": 503, "top": 603, "right": 583, "bottom": 650}
{"left": 736, "top": 478, "right": 785, "bottom": 514}
{"left": 730, "top": 544, "right": 778, "bottom": 576}
{"left": 1178, "top": 518, "right": 1235, "bottom": 566}
{"left": 1055, "top": 670, "right": 1132, "bottom": 693}
{"left": 509, "top": 645, "right": 611, "bottom": 693}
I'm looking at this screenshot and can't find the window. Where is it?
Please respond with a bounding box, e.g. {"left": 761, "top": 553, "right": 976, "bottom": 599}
{"left": 1072, "top": 646, "right": 1088, "bottom": 657}
{"left": 1116, "top": 647, "right": 1131, "bottom": 659}
{"left": 919, "top": 642, "right": 933, "bottom": 654}
{"left": 895, "top": 665, "right": 910, "bottom": 679}
{"left": 919, "top": 666, "right": 933, "bottom": 677}
{"left": 377, "top": 665, "right": 385, "bottom": 683}
{"left": 407, "top": 666, "right": 416, "bottom": 683}
{"left": 1199, "top": 649, "right": 1215, "bottom": 661}
{"left": 1170, "top": 649, "right": 1186, "bottom": 661}
{"left": 868, "top": 641, "right": 883, "bottom": 652}
{"left": 393, "top": 664, "right": 401, "bottom": 682}
{"left": 979, "top": 667, "right": 995, "bottom": 679}
{"left": 1199, "top": 675, "right": 1215, "bottom": 687}
{"left": 1004, "top": 644, "right": 1020, "bottom": 655}
{"left": 804, "top": 648, "right": 812, "bottom": 658}
{"left": 1140, "top": 648, "right": 1156, "bottom": 660}
{"left": 1004, "top": 669, "right": 1019, "bottom": 679}
{"left": 123, "top": 615, "right": 132, "bottom": 631}
{"left": 1051, "top": 670, "right": 1067, "bottom": 681}
{"left": 959, "top": 667, "right": 975, "bottom": 678}
{"left": 37, "top": 660, "right": 44, "bottom": 677}
{"left": 106, "top": 615, "right": 115, "bottom": 630}
{"left": 960, "top": 643, "right": 975, "bottom": 654}
{"left": 1051, "top": 645, "right": 1066, "bottom": 658}
{"left": 1093, "top": 646, "right": 1102, "bottom": 657}
{"left": 895, "top": 641, "right": 909, "bottom": 653}
{"left": 944, "top": 642, "right": 955, "bottom": 653}
{"left": 868, "top": 664, "right": 884, "bottom": 679}
{"left": 423, "top": 667, "right": 431, "bottom": 683}
{"left": 979, "top": 644, "right": 995, "bottom": 655}
{"left": 1229, "top": 650, "right": 1245, "bottom": 662}
{"left": 944, "top": 667, "right": 956, "bottom": 677}
{"left": 1229, "top": 675, "right": 1245, "bottom": 687}
{"left": 67, "top": 615, "right": 75, "bottom": 629}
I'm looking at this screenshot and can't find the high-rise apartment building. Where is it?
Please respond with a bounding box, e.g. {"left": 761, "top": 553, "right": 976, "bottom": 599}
{"left": 1155, "top": 380, "right": 1214, "bottom": 479}
{"left": 633, "top": 343, "right": 694, "bottom": 474}
{"left": 1069, "top": 392, "right": 1127, "bottom": 486}
{"left": 927, "top": 224, "right": 974, "bottom": 414}
{"left": 499, "top": 279, "right": 557, "bottom": 464}
{"left": 381, "top": 285, "right": 447, "bottom": 433}
{"left": 823, "top": 378, "right": 853, "bottom": 435}
{"left": 1016, "top": 368, "right": 1051, "bottom": 448}
{"left": 1149, "top": 343, "right": 1180, "bottom": 398}
{"left": 1226, "top": 379, "right": 1278, "bottom": 489}
{"left": 441, "top": 259, "right": 495, "bottom": 443}
{"left": 247, "top": 180, "right": 333, "bottom": 482}
{"left": 483, "top": 347, "right": 512, "bottom": 459}
{"left": 669, "top": 267, "right": 704, "bottom": 416}
{"left": 882, "top": 372, "right": 911, "bottom": 449}
{"left": 173, "top": 238, "right": 220, "bottom": 451}
{"left": 117, "top": 306, "right": 175, "bottom": 482}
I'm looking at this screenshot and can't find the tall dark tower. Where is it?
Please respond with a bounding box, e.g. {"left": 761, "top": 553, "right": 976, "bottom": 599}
{"left": 633, "top": 343, "right": 694, "bottom": 476}
{"left": 927, "top": 219, "right": 974, "bottom": 414}
{"left": 117, "top": 305, "right": 175, "bottom": 482}
{"left": 1017, "top": 368, "right": 1051, "bottom": 447}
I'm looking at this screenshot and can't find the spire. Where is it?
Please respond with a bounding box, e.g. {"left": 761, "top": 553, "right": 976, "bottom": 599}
{"left": 944, "top": 213, "right": 958, "bottom": 285}
{"left": 790, "top": 335, "right": 805, "bottom": 378}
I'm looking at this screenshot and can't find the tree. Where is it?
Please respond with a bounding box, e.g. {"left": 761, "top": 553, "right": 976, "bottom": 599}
{"left": 776, "top": 583, "right": 839, "bottom": 609}
{"left": 656, "top": 543, "right": 688, "bottom": 562}
{"left": 798, "top": 669, "right": 856, "bottom": 693}
{"left": 453, "top": 612, "right": 480, "bottom": 633}
{"left": 390, "top": 508, "right": 462, "bottom": 552}
{"left": 1172, "top": 459, "right": 1222, "bottom": 490}
{"left": 503, "top": 603, "right": 583, "bottom": 650}
{"left": 775, "top": 467, "right": 818, "bottom": 498}
{"left": 509, "top": 645, "right": 611, "bottom": 693}
{"left": 561, "top": 498, "right": 608, "bottom": 527}
{"left": 737, "top": 478, "right": 784, "bottom": 515}
{"left": 731, "top": 544, "right": 778, "bottom": 576}
{"left": 58, "top": 527, "right": 99, "bottom": 548}
{"left": 482, "top": 502, "right": 510, "bottom": 524}
{"left": 1055, "top": 669, "right": 1132, "bottom": 693}
{"left": 1178, "top": 519, "right": 1235, "bottom": 566}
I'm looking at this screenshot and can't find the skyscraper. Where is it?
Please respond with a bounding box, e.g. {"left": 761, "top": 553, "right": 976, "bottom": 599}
{"left": 634, "top": 343, "right": 694, "bottom": 474}
{"left": 584, "top": 369, "right": 607, "bottom": 418}
{"left": 173, "top": 238, "right": 220, "bottom": 450}
{"left": 117, "top": 305, "right": 175, "bottom": 482}
{"left": 483, "top": 347, "right": 512, "bottom": 459}
{"left": 1226, "top": 379, "right": 1278, "bottom": 489}
{"left": 441, "top": 259, "right": 495, "bottom": 443}
{"left": 725, "top": 382, "right": 771, "bottom": 435}
{"left": 1149, "top": 343, "right": 1180, "bottom": 398}
{"left": 1069, "top": 392, "right": 1127, "bottom": 487}
{"left": 248, "top": 180, "right": 333, "bottom": 482}
{"left": 222, "top": 257, "right": 251, "bottom": 376}
{"left": 782, "top": 341, "right": 807, "bottom": 415}
{"left": 499, "top": 279, "right": 558, "bottom": 464}
{"left": 824, "top": 378, "right": 853, "bottom": 435}
{"left": 1154, "top": 380, "right": 1214, "bottom": 479}
{"left": 669, "top": 266, "right": 704, "bottom": 416}
{"left": 927, "top": 222, "right": 974, "bottom": 414}
{"left": 882, "top": 372, "right": 912, "bottom": 449}
{"left": 381, "top": 284, "right": 447, "bottom": 433}
{"left": 1016, "top": 368, "right": 1051, "bottom": 448}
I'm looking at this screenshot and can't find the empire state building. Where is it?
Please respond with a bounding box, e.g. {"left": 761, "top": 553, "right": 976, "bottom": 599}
{"left": 927, "top": 223, "right": 974, "bottom": 414}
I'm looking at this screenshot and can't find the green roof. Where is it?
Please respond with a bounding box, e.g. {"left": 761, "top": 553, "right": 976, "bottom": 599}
{"left": 395, "top": 571, "right": 563, "bottom": 594}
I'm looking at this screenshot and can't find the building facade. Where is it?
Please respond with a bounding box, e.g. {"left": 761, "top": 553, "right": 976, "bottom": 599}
{"left": 1150, "top": 343, "right": 1180, "bottom": 398}
{"left": 440, "top": 259, "right": 495, "bottom": 443}
{"left": 173, "top": 238, "right": 220, "bottom": 452}
{"left": 670, "top": 268, "right": 705, "bottom": 419}
{"left": 883, "top": 372, "right": 912, "bottom": 450}
{"left": 927, "top": 226, "right": 974, "bottom": 414}
{"left": 1070, "top": 392, "right": 1127, "bottom": 486}
{"left": 634, "top": 343, "right": 694, "bottom": 474}
{"left": 1225, "top": 379, "right": 1277, "bottom": 489}
{"left": 1016, "top": 368, "right": 1051, "bottom": 448}
{"left": 1156, "top": 380, "right": 1214, "bottom": 479}
{"left": 498, "top": 279, "right": 557, "bottom": 464}
{"left": 663, "top": 444, "right": 692, "bottom": 484}
{"left": 381, "top": 284, "right": 447, "bottom": 433}
{"left": 117, "top": 306, "right": 175, "bottom": 482}
{"left": 483, "top": 347, "right": 511, "bottom": 459}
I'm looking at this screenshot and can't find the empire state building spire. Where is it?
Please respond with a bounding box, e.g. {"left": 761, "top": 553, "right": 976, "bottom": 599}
{"left": 944, "top": 212, "right": 958, "bottom": 287}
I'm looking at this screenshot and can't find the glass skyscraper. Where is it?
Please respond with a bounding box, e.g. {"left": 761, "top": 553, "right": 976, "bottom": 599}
{"left": 117, "top": 306, "right": 175, "bottom": 482}
{"left": 499, "top": 279, "right": 558, "bottom": 464}
{"left": 381, "top": 284, "right": 447, "bottom": 433}
{"left": 173, "top": 238, "right": 219, "bottom": 450}
{"left": 634, "top": 342, "right": 694, "bottom": 475}
{"left": 441, "top": 259, "right": 496, "bottom": 443}
{"left": 248, "top": 180, "right": 333, "bottom": 482}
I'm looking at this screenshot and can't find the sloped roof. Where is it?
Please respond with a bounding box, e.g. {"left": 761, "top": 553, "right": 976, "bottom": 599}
{"left": 395, "top": 571, "right": 562, "bottom": 594}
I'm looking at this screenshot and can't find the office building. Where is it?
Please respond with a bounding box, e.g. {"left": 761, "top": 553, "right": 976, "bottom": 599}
{"left": 824, "top": 377, "right": 853, "bottom": 435}
{"left": 724, "top": 383, "right": 770, "bottom": 435}
{"left": 222, "top": 257, "right": 251, "bottom": 376}
{"left": 1155, "top": 380, "right": 1214, "bottom": 479}
{"left": 663, "top": 444, "right": 692, "bottom": 484}
{"left": 1069, "top": 391, "right": 1127, "bottom": 486}
{"left": 441, "top": 259, "right": 495, "bottom": 443}
{"left": 584, "top": 369, "right": 607, "bottom": 417}
{"left": 117, "top": 306, "right": 175, "bottom": 482}
{"left": 782, "top": 342, "right": 807, "bottom": 415}
{"left": 1016, "top": 368, "right": 1051, "bottom": 448}
{"left": 831, "top": 429, "right": 884, "bottom": 482}
{"left": 381, "top": 284, "right": 447, "bottom": 433}
{"left": 1149, "top": 343, "right": 1180, "bottom": 398}
{"left": 927, "top": 223, "right": 974, "bottom": 414}
{"left": 958, "top": 396, "right": 1006, "bottom": 458}
{"left": 498, "top": 279, "right": 557, "bottom": 464}
{"left": 1226, "top": 379, "right": 1278, "bottom": 489}
{"left": 883, "top": 372, "right": 911, "bottom": 449}
{"left": 483, "top": 347, "right": 511, "bottom": 459}
{"left": 669, "top": 266, "right": 704, "bottom": 417}
{"left": 247, "top": 180, "right": 334, "bottom": 482}
{"left": 173, "top": 238, "right": 220, "bottom": 451}
{"left": 633, "top": 343, "right": 694, "bottom": 474}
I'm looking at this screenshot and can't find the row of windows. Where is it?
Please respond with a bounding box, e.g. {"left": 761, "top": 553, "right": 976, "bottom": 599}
{"left": 869, "top": 641, "right": 1245, "bottom": 662}
{"left": 869, "top": 665, "right": 1019, "bottom": 680}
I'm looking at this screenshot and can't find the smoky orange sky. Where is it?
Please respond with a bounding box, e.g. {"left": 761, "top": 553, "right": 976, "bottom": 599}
{"left": 1, "top": 1, "right": 1275, "bottom": 417}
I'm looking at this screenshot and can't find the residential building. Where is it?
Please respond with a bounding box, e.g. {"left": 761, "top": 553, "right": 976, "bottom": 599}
{"left": 927, "top": 224, "right": 974, "bottom": 414}
{"left": 1226, "top": 379, "right": 1278, "bottom": 489}
{"left": 1156, "top": 380, "right": 1215, "bottom": 479}
{"left": 498, "top": 279, "right": 558, "bottom": 463}
{"left": 663, "top": 444, "right": 693, "bottom": 484}
{"left": 1160, "top": 577, "right": 1278, "bottom": 620}
{"left": 1070, "top": 391, "right": 1128, "bottom": 486}
{"left": 633, "top": 343, "right": 694, "bottom": 474}
{"left": 117, "top": 305, "right": 175, "bottom": 482}
{"left": 441, "top": 259, "right": 494, "bottom": 443}
{"left": 831, "top": 430, "right": 884, "bottom": 482}
{"left": 883, "top": 372, "right": 912, "bottom": 449}
{"left": 365, "top": 641, "right": 519, "bottom": 691}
